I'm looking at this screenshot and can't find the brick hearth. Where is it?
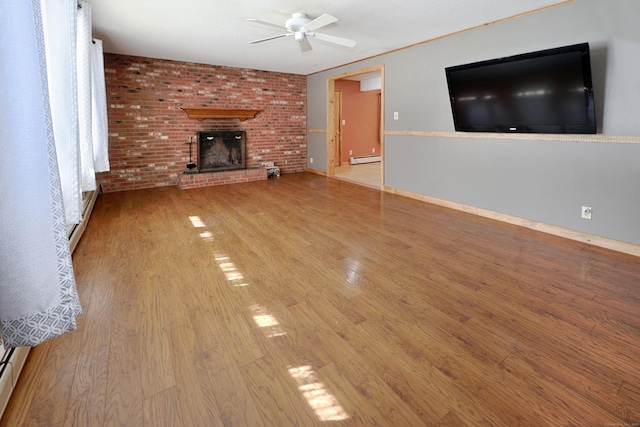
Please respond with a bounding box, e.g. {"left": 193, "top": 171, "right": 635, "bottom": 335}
{"left": 178, "top": 168, "right": 267, "bottom": 190}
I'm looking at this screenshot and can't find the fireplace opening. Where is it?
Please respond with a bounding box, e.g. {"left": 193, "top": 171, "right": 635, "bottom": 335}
{"left": 198, "top": 131, "right": 246, "bottom": 173}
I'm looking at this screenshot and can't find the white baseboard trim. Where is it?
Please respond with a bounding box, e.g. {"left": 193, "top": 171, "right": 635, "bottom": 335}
{"left": 384, "top": 185, "right": 640, "bottom": 258}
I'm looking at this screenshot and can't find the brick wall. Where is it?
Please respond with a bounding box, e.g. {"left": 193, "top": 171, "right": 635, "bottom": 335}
{"left": 96, "top": 54, "right": 307, "bottom": 192}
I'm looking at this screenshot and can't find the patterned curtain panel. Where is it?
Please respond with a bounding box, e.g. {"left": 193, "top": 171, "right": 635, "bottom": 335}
{"left": 0, "top": 0, "right": 82, "bottom": 348}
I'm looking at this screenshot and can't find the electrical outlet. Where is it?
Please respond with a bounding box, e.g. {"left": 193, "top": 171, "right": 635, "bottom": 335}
{"left": 581, "top": 205, "right": 592, "bottom": 219}
{"left": 349, "top": 150, "right": 353, "bottom": 156}
{"left": 310, "top": 157, "right": 313, "bottom": 164}
{"left": 394, "top": 112, "right": 399, "bottom": 120}
{"left": 372, "top": 148, "right": 375, "bottom": 153}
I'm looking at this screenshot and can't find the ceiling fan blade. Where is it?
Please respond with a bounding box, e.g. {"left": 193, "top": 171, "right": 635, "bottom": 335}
{"left": 302, "top": 13, "right": 337, "bottom": 32}
{"left": 246, "top": 18, "right": 284, "bottom": 31}
{"left": 248, "top": 33, "right": 289, "bottom": 44}
{"left": 298, "top": 37, "right": 312, "bottom": 53}
{"left": 312, "top": 32, "right": 356, "bottom": 48}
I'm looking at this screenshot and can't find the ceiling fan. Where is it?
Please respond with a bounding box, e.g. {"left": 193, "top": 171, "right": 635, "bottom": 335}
{"left": 247, "top": 12, "right": 356, "bottom": 52}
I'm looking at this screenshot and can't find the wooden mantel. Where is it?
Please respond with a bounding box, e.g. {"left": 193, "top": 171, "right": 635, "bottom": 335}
{"left": 181, "top": 107, "right": 262, "bottom": 122}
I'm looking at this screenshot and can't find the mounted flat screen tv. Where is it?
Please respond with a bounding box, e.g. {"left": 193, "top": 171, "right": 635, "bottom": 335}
{"left": 445, "top": 43, "right": 596, "bottom": 134}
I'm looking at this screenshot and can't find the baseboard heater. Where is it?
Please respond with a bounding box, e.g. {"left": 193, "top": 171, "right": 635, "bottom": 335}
{"left": 0, "top": 346, "right": 30, "bottom": 417}
{"left": 349, "top": 155, "right": 381, "bottom": 165}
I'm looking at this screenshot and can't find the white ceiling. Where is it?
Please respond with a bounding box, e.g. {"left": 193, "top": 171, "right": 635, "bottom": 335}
{"left": 85, "top": 0, "right": 569, "bottom": 76}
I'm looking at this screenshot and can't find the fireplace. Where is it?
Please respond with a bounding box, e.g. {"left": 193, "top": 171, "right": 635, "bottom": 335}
{"left": 197, "top": 131, "right": 245, "bottom": 173}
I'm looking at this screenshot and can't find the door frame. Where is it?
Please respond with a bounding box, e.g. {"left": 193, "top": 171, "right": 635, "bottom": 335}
{"left": 334, "top": 89, "right": 342, "bottom": 166}
{"left": 327, "top": 64, "right": 385, "bottom": 188}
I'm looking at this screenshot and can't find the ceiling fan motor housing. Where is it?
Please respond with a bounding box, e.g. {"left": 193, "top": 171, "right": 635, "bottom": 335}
{"left": 285, "top": 13, "right": 311, "bottom": 32}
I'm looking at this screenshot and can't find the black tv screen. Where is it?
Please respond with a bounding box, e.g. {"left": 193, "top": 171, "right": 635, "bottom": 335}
{"left": 445, "top": 43, "right": 596, "bottom": 134}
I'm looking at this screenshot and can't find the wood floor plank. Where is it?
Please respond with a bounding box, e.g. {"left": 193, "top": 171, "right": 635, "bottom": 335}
{"left": 104, "top": 268, "right": 144, "bottom": 427}
{"left": 20, "top": 324, "right": 83, "bottom": 426}
{"left": 435, "top": 410, "right": 468, "bottom": 427}
{"left": 329, "top": 316, "right": 451, "bottom": 424}
{"left": 139, "top": 271, "right": 176, "bottom": 399}
{"left": 207, "top": 294, "right": 265, "bottom": 367}
{"left": 104, "top": 345, "right": 143, "bottom": 427}
{"left": 63, "top": 345, "right": 109, "bottom": 427}
{"left": 79, "top": 263, "right": 114, "bottom": 353}
{"left": 166, "top": 326, "right": 225, "bottom": 427}
{"left": 142, "top": 387, "right": 184, "bottom": 427}
{"left": 500, "top": 352, "right": 626, "bottom": 425}
{"left": 287, "top": 300, "right": 431, "bottom": 427}
{"left": 358, "top": 315, "right": 533, "bottom": 425}
{"left": 4, "top": 173, "right": 640, "bottom": 426}
{"left": 246, "top": 298, "right": 334, "bottom": 370}
{"left": 0, "top": 342, "right": 52, "bottom": 426}
{"left": 192, "top": 326, "right": 265, "bottom": 427}
{"left": 617, "top": 381, "right": 640, "bottom": 422}
{"left": 241, "top": 355, "right": 321, "bottom": 426}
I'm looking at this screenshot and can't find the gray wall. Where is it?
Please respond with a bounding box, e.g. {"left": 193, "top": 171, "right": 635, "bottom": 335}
{"left": 307, "top": 0, "right": 640, "bottom": 246}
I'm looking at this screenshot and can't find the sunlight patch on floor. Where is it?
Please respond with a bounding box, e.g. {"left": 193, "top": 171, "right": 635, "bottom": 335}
{"left": 288, "top": 365, "right": 349, "bottom": 421}
{"left": 250, "top": 304, "right": 287, "bottom": 338}
{"left": 213, "top": 251, "right": 248, "bottom": 286}
{"left": 188, "top": 215, "right": 206, "bottom": 228}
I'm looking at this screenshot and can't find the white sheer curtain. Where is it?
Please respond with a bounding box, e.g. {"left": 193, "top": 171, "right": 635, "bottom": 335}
{"left": 42, "top": 0, "right": 110, "bottom": 224}
{"left": 0, "top": 0, "right": 82, "bottom": 348}
{"left": 77, "top": 1, "right": 96, "bottom": 192}
{"left": 92, "top": 38, "right": 110, "bottom": 172}
{"left": 41, "top": 0, "right": 81, "bottom": 224}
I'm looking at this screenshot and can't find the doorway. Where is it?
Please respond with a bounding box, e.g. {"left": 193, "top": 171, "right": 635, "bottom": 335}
{"left": 327, "top": 65, "right": 384, "bottom": 189}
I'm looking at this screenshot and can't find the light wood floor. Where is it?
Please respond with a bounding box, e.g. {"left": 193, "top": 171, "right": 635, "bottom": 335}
{"left": 333, "top": 162, "right": 381, "bottom": 188}
{"left": 3, "top": 172, "right": 640, "bottom": 426}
